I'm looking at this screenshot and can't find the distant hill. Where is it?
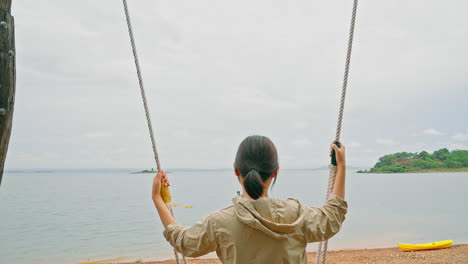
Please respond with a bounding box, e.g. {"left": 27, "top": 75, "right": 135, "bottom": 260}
{"left": 358, "top": 148, "right": 468, "bottom": 173}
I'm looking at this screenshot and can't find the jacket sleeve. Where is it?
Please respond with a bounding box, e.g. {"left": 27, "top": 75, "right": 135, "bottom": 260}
{"left": 302, "top": 193, "right": 348, "bottom": 243}
{"left": 163, "top": 214, "right": 217, "bottom": 257}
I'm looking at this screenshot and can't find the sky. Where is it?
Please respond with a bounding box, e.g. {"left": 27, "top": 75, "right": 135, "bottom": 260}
{"left": 4, "top": 0, "right": 468, "bottom": 170}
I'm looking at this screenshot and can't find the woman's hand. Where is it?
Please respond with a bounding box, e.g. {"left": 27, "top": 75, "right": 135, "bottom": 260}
{"left": 331, "top": 142, "right": 346, "bottom": 199}
{"left": 151, "top": 170, "right": 176, "bottom": 227}
{"left": 330, "top": 141, "right": 346, "bottom": 167}
{"left": 152, "top": 170, "right": 170, "bottom": 201}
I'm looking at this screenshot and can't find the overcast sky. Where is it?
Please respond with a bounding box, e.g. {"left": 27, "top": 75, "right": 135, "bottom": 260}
{"left": 5, "top": 0, "right": 468, "bottom": 170}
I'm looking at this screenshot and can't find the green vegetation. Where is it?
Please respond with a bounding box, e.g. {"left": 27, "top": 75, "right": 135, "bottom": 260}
{"left": 358, "top": 148, "right": 468, "bottom": 173}
{"left": 134, "top": 168, "right": 157, "bottom": 174}
{"left": 135, "top": 259, "right": 143, "bottom": 263}
{"left": 133, "top": 169, "right": 172, "bottom": 174}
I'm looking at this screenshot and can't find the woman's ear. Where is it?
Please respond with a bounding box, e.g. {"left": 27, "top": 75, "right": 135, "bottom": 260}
{"left": 234, "top": 164, "right": 240, "bottom": 177}
{"left": 272, "top": 168, "right": 279, "bottom": 178}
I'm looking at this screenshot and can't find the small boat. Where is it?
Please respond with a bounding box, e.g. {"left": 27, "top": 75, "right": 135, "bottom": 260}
{"left": 398, "top": 240, "right": 453, "bottom": 252}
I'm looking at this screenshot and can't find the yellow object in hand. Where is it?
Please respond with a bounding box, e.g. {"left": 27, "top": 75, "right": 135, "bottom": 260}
{"left": 160, "top": 184, "right": 172, "bottom": 204}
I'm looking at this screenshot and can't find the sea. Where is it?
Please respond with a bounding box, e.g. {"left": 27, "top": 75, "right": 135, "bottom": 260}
{"left": 1, "top": 169, "right": 467, "bottom": 264}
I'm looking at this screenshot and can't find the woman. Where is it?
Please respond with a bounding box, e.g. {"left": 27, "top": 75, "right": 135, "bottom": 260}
{"left": 152, "top": 135, "right": 347, "bottom": 264}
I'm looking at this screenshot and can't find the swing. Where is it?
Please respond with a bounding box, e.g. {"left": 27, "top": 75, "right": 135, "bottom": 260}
{"left": 122, "top": 1, "right": 359, "bottom": 263}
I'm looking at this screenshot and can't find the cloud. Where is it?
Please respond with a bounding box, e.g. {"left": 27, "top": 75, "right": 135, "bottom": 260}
{"left": 174, "top": 129, "right": 190, "bottom": 138}
{"left": 294, "top": 121, "right": 309, "bottom": 129}
{"left": 291, "top": 138, "right": 312, "bottom": 146}
{"left": 376, "top": 139, "right": 397, "bottom": 146}
{"left": 423, "top": 128, "right": 444, "bottom": 136}
{"left": 450, "top": 143, "right": 467, "bottom": 150}
{"left": 452, "top": 131, "right": 468, "bottom": 141}
{"left": 83, "top": 132, "right": 112, "bottom": 139}
{"left": 211, "top": 137, "right": 226, "bottom": 145}
{"left": 349, "top": 142, "right": 361, "bottom": 148}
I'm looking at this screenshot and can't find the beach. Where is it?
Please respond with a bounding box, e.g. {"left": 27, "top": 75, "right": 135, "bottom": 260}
{"left": 118, "top": 245, "right": 468, "bottom": 264}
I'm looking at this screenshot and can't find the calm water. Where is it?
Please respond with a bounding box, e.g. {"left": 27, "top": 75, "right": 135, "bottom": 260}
{"left": 1, "top": 170, "right": 467, "bottom": 264}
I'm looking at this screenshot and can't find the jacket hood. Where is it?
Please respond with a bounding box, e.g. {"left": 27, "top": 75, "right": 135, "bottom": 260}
{"left": 232, "top": 196, "right": 306, "bottom": 239}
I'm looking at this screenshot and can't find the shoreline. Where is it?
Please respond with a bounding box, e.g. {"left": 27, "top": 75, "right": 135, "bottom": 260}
{"left": 358, "top": 168, "right": 468, "bottom": 174}
{"left": 80, "top": 244, "right": 468, "bottom": 264}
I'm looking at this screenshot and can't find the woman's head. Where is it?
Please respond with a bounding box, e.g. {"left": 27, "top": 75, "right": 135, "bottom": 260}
{"left": 234, "top": 135, "right": 279, "bottom": 200}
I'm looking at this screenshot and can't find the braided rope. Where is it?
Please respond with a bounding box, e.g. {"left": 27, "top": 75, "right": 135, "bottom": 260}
{"left": 122, "top": 1, "right": 187, "bottom": 263}
{"left": 316, "top": 1, "right": 358, "bottom": 263}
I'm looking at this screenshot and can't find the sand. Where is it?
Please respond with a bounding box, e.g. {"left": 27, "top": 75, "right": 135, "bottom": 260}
{"left": 118, "top": 244, "right": 468, "bottom": 264}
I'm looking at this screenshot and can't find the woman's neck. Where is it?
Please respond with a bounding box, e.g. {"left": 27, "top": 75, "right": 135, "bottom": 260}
{"left": 241, "top": 189, "right": 269, "bottom": 200}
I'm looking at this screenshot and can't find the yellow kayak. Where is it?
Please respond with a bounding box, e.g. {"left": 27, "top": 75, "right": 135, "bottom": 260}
{"left": 398, "top": 240, "right": 453, "bottom": 252}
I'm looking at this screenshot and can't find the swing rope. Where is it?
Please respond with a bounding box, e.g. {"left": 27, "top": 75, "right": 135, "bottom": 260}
{"left": 316, "top": 0, "right": 358, "bottom": 263}
{"left": 122, "top": 1, "right": 187, "bottom": 263}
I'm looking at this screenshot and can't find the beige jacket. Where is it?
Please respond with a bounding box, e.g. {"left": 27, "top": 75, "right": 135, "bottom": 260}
{"left": 164, "top": 193, "right": 348, "bottom": 264}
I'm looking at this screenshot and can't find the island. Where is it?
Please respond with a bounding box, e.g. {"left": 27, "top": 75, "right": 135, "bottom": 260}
{"left": 133, "top": 169, "right": 173, "bottom": 174}
{"left": 133, "top": 168, "right": 157, "bottom": 174}
{"left": 358, "top": 148, "right": 468, "bottom": 173}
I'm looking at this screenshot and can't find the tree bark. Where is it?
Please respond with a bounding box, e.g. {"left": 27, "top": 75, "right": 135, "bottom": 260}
{"left": 0, "top": 0, "right": 15, "bottom": 186}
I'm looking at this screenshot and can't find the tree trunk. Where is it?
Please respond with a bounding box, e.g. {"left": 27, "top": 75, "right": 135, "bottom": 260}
{"left": 0, "top": 0, "right": 15, "bottom": 186}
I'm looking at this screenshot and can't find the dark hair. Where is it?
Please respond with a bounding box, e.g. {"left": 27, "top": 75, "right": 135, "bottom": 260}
{"left": 234, "top": 135, "right": 279, "bottom": 200}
